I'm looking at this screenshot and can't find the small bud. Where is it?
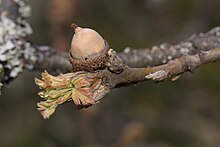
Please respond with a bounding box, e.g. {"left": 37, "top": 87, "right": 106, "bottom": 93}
{"left": 69, "top": 23, "right": 110, "bottom": 72}
{"left": 70, "top": 23, "right": 105, "bottom": 60}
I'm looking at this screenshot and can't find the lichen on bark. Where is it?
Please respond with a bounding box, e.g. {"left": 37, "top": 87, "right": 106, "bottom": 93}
{"left": 0, "top": 0, "right": 32, "bottom": 94}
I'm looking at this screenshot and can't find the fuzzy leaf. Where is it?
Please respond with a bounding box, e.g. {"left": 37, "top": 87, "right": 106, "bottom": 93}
{"left": 35, "top": 71, "right": 108, "bottom": 119}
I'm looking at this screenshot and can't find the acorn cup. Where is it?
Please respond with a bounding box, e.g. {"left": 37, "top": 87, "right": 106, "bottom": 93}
{"left": 69, "top": 23, "right": 110, "bottom": 72}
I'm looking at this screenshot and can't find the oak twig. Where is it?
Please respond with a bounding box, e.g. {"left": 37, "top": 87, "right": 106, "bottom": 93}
{"left": 1, "top": 0, "right": 220, "bottom": 118}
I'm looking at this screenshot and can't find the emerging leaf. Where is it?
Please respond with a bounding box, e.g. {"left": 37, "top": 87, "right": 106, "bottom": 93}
{"left": 35, "top": 71, "right": 109, "bottom": 119}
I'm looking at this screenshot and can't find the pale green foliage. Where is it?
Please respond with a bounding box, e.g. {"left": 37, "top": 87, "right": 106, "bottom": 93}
{"left": 35, "top": 71, "right": 104, "bottom": 119}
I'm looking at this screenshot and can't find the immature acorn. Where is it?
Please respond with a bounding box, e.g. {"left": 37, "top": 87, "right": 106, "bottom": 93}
{"left": 69, "top": 23, "right": 109, "bottom": 72}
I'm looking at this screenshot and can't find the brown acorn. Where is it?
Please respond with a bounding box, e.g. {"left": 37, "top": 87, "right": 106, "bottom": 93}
{"left": 69, "top": 23, "right": 109, "bottom": 72}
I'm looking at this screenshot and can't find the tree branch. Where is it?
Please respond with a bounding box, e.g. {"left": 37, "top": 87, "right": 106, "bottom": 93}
{"left": 118, "top": 27, "right": 220, "bottom": 67}
{"left": 26, "top": 45, "right": 71, "bottom": 73}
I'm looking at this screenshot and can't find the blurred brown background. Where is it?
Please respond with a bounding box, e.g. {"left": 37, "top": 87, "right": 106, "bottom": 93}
{"left": 1, "top": 0, "right": 220, "bottom": 146}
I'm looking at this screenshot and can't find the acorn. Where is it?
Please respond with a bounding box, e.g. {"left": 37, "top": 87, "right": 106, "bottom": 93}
{"left": 69, "top": 23, "right": 109, "bottom": 72}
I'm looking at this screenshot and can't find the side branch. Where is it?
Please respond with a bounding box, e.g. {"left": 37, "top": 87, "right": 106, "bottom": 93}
{"left": 105, "top": 48, "right": 220, "bottom": 88}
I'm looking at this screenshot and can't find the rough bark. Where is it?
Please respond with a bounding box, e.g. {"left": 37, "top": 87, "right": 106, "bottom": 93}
{"left": 0, "top": 0, "right": 71, "bottom": 94}
{"left": 118, "top": 27, "right": 220, "bottom": 67}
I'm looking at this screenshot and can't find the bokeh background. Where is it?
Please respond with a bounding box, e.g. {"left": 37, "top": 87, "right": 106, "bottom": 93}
{"left": 1, "top": 0, "right": 220, "bottom": 146}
